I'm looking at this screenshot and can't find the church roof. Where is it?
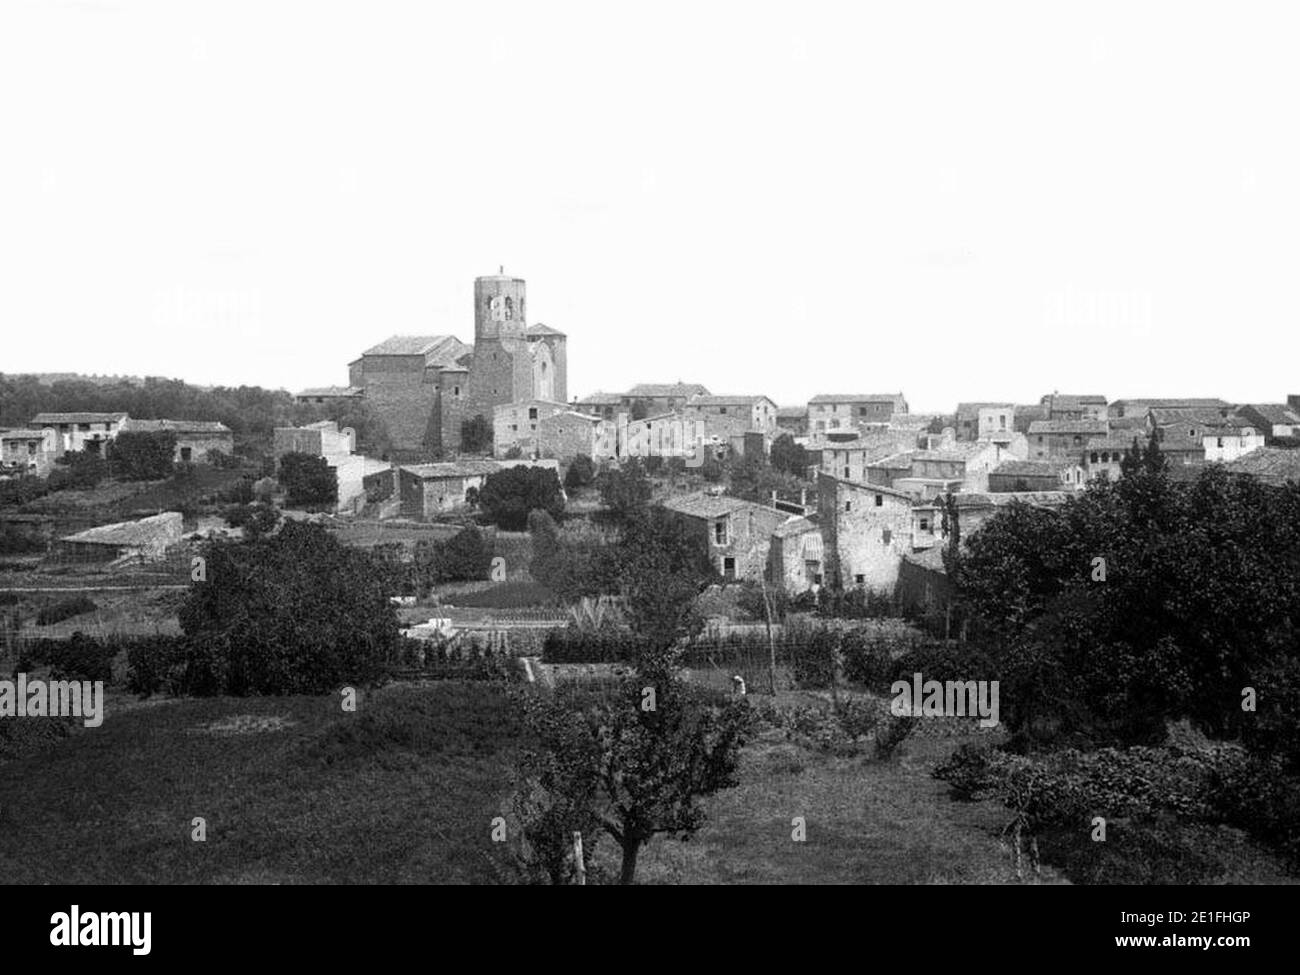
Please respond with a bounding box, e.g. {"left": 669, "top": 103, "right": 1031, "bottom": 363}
{"left": 526, "top": 323, "right": 565, "bottom": 337}
{"left": 362, "top": 335, "right": 457, "bottom": 357}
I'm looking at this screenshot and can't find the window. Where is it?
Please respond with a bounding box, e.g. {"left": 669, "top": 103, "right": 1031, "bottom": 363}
{"left": 882, "top": 528, "right": 892, "bottom": 545}
{"left": 180, "top": 446, "right": 192, "bottom": 462}
{"left": 528, "top": 407, "right": 538, "bottom": 420}
{"left": 714, "top": 520, "right": 727, "bottom": 544}
{"left": 1038, "top": 436, "right": 1044, "bottom": 444}
{"left": 1101, "top": 452, "right": 1110, "bottom": 462}
{"left": 453, "top": 386, "right": 460, "bottom": 396}
{"left": 854, "top": 574, "right": 865, "bottom": 585}
{"left": 844, "top": 501, "right": 852, "bottom": 512}
{"left": 874, "top": 494, "right": 882, "bottom": 506}
{"left": 78, "top": 423, "right": 90, "bottom": 432}
{"left": 859, "top": 407, "right": 867, "bottom": 416}
{"left": 722, "top": 557, "right": 736, "bottom": 579}
{"left": 1090, "top": 452, "right": 1099, "bottom": 463}
{"left": 1217, "top": 437, "right": 1224, "bottom": 448}
{"left": 843, "top": 466, "right": 850, "bottom": 478}
{"left": 720, "top": 407, "right": 728, "bottom": 414}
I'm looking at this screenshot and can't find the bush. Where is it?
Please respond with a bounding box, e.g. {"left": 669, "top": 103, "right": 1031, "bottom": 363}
{"left": 541, "top": 627, "right": 649, "bottom": 664}
{"left": 124, "top": 636, "right": 190, "bottom": 696}
{"left": 0, "top": 477, "right": 51, "bottom": 507}
{"left": 222, "top": 502, "right": 280, "bottom": 539}
{"left": 873, "top": 714, "right": 920, "bottom": 760}
{"left": 564, "top": 454, "right": 596, "bottom": 489}
{"left": 48, "top": 450, "right": 106, "bottom": 491}
{"left": 107, "top": 430, "right": 177, "bottom": 480}
{"left": 20, "top": 632, "right": 116, "bottom": 683}
{"left": 840, "top": 631, "right": 895, "bottom": 691}
{"left": 278, "top": 452, "right": 337, "bottom": 508}
{"left": 218, "top": 477, "right": 255, "bottom": 504}
{"left": 35, "top": 595, "right": 97, "bottom": 626}
{"left": 477, "top": 466, "right": 565, "bottom": 531}
{"left": 0, "top": 522, "right": 45, "bottom": 555}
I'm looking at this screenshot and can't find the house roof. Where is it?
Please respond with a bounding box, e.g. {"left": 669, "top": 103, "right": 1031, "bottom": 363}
{"left": 296, "top": 386, "right": 364, "bottom": 398}
{"left": 771, "top": 515, "right": 819, "bottom": 538}
{"left": 400, "top": 460, "right": 501, "bottom": 479}
{"left": 991, "top": 460, "right": 1069, "bottom": 476}
{"left": 60, "top": 512, "right": 182, "bottom": 547}
{"left": 576, "top": 392, "right": 625, "bottom": 405}
{"left": 914, "top": 442, "right": 995, "bottom": 462}
{"left": 687, "top": 394, "right": 774, "bottom": 407}
{"left": 361, "top": 335, "right": 457, "bottom": 356}
{"left": 956, "top": 401, "right": 1013, "bottom": 415}
{"left": 30, "top": 412, "right": 128, "bottom": 425}
{"left": 1045, "top": 394, "right": 1107, "bottom": 406}
{"left": 661, "top": 493, "right": 752, "bottom": 519}
{"left": 1028, "top": 420, "right": 1109, "bottom": 435}
{"left": 1243, "top": 404, "right": 1300, "bottom": 425}
{"left": 1149, "top": 407, "right": 1236, "bottom": 426}
{"left": 1111, "top": 398, "right": 1229, "bottom": 410}
{"left": 124, "top": 418, "right": 231, "bottom": 435}
{"left": 525, "top": 323, "right": 565, "bottom": 337}
{"left": 1219, "top": 447, "right": 1300, "bottom": 485}
{"left": 951, "top": 491, "right": 1072, "bottom": 509}
{"left": 809, "top": 393, "right": 906, "bottom": 404}
{"left": 868, "top": 451, "right": 917, "bottom": 469}
{"left": 627, "top": 382, "right": 710, "bottom": 398}
{"left": 0, "top": 428, "right": 48, "bottom": 439}
{"left": 776, "top": 406, "right": 808, "bottom": 418}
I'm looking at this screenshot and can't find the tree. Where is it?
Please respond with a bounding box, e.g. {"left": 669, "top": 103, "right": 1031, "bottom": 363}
{"left": 107, "top": 430, "right": 177, "bottom": 480}
{"left": 278, "top": 452, "right": 338, "bottom": 508}
{"left": 516, "top": 680, "right": 754, "bottom": 884}
{"left": 461, "top": 414, "right": 493, "bottom": 454}
{"left": 769, "top": 433, "right": 811, "bottom": 479}
{"left": 48, "top": 449, "right": 107, "bottom": 490}
{"left": 618, "top": 508, "right": 714, "bottom": 669}
{"left": 178, "top": 521, "right": 401, "bottom": 694}
{"left": 596, "top": 459, "right": 652, "bottom": 523}
{"left": 477, "top": 466, "right": 565, "bottom": 531}
{"left": 630, "top": 398, "right": 650, "bottom": 421}
{"left": 564, "top": 454, "right": 596, "bottom": 490}
{"left": 222, "top": 502, "right": 280, "bottom": 540}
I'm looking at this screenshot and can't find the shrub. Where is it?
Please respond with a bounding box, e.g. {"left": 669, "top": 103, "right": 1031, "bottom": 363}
{"left": 873, "top": 714, "right": 920, "bottom": 760}
{"left": 460, "top": 414, "right": 493, "bottom": 454}
{"left": 477, "top": 466, "right": 565, "bottom": 531}
{"left": 278, "top": 452, "right": 337, "bottom": 508}
{"left": 48, "top": 450, "right": 106, "bottom": 491}
{"left": 107, "top": 430, "right": 177, "bottom": 480}
{"left": 541, "top": 627, "right": 649, "bottom": 664}
{"left": 0, "top": 522, "right": 45, "bottom": 555}
{"left": 19, "top": 632, "right": 116, "bottom": 683}
{"left": 564, "top": 454, "right": 596, "bottom": 489}
{"left": 35, "top": 595, "right": 97, "bottom": 626}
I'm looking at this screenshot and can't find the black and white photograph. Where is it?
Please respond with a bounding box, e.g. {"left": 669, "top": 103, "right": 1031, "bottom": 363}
{"left": 0, "top": 0, "right": 1294, "bottom": 949}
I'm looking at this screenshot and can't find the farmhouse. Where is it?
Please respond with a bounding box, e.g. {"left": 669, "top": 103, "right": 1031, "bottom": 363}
{"left": 56, "top": 512, "right": 184, "bottom": 564}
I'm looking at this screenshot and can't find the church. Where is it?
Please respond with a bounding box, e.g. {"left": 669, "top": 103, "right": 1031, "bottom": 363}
{"left": 343, "top": 271, "right": 567, "bottom": 453}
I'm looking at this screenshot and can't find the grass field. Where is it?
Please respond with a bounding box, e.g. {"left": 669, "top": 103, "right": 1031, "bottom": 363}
{"left": 2, "top": 681, "right": 1291, "bottom": 884}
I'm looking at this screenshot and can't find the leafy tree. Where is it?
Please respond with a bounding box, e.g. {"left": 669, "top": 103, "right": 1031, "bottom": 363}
{"left": 564, "top": 454, "right": 596, "bottom": 490}
{"left": 178, "top": 522, "right": 401, "bottom": 694}
{"left": 727, "top": 453, "right": 805, "bottom": 505}
{"left": 48, "top": 449, "right": 107, "bottom": 490}
{"left": 596, "top": 458, "right": 652, "bottom": 523}
{"left": 278, "top": 452, "right": 338, "bottom": 508}
{"left": 478, "top": 466, "right": 565, "bottom": 531}
{"left": 461, "top": 414, "right": 493, "bottom": 454}
{"left": 769, "top": 433, "right": 811, "bottom": 479}
{"left": 107, "top": 430, "right": 177, "bottom": 480}
{"left": 222, "top": 502, "right": 280, "bottom": 539}
{"left": 629, "top": 398, "right": 650, "bottom": 421}
{"left": 515, "top": 680, "right": 754, "bottom": 884}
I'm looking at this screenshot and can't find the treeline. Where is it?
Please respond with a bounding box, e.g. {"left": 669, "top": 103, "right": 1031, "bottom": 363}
{"left": 933, "top": 441, "right": 1300, "bottom": 879}
{"left": 0, "top": 374, "right": 393, "bottom": 457}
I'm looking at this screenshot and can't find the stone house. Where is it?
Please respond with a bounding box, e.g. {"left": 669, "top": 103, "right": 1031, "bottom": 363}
{"left": 976, "top": 404, "right": 1016, "bottom": 439}
{"left": 1042, "top": 394, "right": 1108, "bottom": 422}
{"left": 1236, "top": 404, "right": 1300, "bottom": 442}
{"left": 776, "top": 406, "right": 809, "bottom": 437}
{"left": 768, "top": 515, "right": 823, "bottom": 593}
{"left": 573, "top": 392, "right": 624, "bottom": 420}
{"left": 122, "top": 418, "right": 234, "bottom": 463}
{"left": 988, "top": 459, "right": 1080, "bottom": 493}
{"left": 661, "top": 493, "right": 788, "bottom": 582}
{"left": 684, "top": 395, "right": 778, "bottom": 440}
{"left": 817, "top": 472, "right": 916, "bottom": 593}
{"left": 622, "top": 412, "right": 708, "bottom": 462}
{"left": 294, "top": 386, "right": 364, "bottom": 406}
{"left": 398, "top": 460, "right": 501, "bottom": 519}
{"left": 30, "top": 412, "right": 129, "bottom": 455}
{"left": 808, "top": 394, "right": 908, "bottom": 435}
{"left": 1108, "top": 398, "right": 1229, "bottom": 420}
{"left": 536, "top": 410, "right": 618, "bottom": 462}
{"left": 493, "top": 400, "right": 571, "bottom": 457}
{"left": 55, "top": 512, "right": 183, "bottom": 564}
{"left": 906, "top": 441, "right": 1005, "bottom": 493}
{"left": 0, "top": 428, "right": 58, "bottom": 477}
{"left": 623, "top": 383, "right": 711, "bottom": 415}
{"left": 1028, "top": 419, "right": 1109, "bottom": 459}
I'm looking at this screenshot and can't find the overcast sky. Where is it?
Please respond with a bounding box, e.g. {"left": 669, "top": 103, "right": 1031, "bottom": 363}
{"left": 2, "top": 1, "right": 1296, "bottom": 413}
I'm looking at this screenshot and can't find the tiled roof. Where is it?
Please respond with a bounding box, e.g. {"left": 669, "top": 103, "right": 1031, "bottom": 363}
{"left": 915, "top": 442, "right": 996, "bottom": 462}
{"left": 0, "top": 428, "right": 48, "bottom": 439}
{"left": 809, "top": 393, "right": 905, "bottom": 404}
{"left": 687, "top": 394, "right": 773, "bottom": 407}
{"left": 124, "top": 418, "right": 231, "bottom": 434}
{"left": 627, "top": 383, "right": 710, "bottom": 398}
{"left": 1111, "top": 398, "right": 1229, "bottom": 409}
{"left": 1028, "top": 420, "right": 1109, "bottom": 435}
{"left": 525, "top": 323, "right": 565, "bottom": 337}
{"left": 772, "top": 515, "right": 819, "bottom": 538}
{"left": 1149, "top": 407, "right": 1235, "bottom": 426}
{"left": 61, "top": 512, "right": 182, "bottom": 546}
{"left": 296, "top": 386, "right": 363, "bottom": 398}
{"left": 956, "top": 401, "right": 1013, "bottom": 415}
{"left": 1220, "top": 447, "right": 1300, "bottom": 485}
{"left": 1243, "top": 404, "right": 1300, "bottom": 425}
{"left": 992, "top": 460, "right": 1068, "bottom": 476}
{"left": 30, "top": 412, "right": 128, "bottom": 425}
{"left": 576, "top": 392, "right": 625, "bottom": 405}
{"left": 776, "top": 406, "right": 808, "bottom": 417}
{"left": 662, "top": 493, "right": 751, "bottom": 519}
{"left": 362, "top": 335, "right": 455, "bottom": 356}
{"left": 400, "top": 460, "right": 501, "bottom": 479}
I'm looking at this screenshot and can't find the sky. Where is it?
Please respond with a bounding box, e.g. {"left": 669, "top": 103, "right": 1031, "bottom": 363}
{"left": 1, "top": 1, "right": 1297, "bottom": 414}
